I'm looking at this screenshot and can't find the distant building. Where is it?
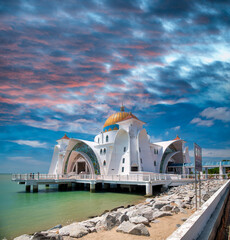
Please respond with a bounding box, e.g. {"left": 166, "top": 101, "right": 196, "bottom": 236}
{"left": 49, "top": 106, "right": 190, "bottom": 176}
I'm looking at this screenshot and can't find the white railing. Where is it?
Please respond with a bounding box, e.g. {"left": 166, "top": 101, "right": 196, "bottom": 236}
{"left": 12, "top": 173, "right": 230, "bottom": 182}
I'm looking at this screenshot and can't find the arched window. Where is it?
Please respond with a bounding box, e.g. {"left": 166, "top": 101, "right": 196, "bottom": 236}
{"left": 103, "top": 160, "right": 106, "bottom": 166}
{"left": 104, "top": 148, "right": 106, "bottom": 154}
{"left": 98, "top": 138, "right": 99, "bottom": 143}
{"left": 124, "top": 147, "right": 126, "bottom": 152}
{"left": 122, "top": 158, "right": 125, "bottom": 163}
{"left": 106, "top": 135, "right": 109, "bottom": 142}
{"left": 154, "top": 161, "right": 156, "bottom": 166}
{"left": 100, "top": 149, "right": 102, "bottom": 154}
{"left": 140, "top": 158, "right": 143, "bottom": 164}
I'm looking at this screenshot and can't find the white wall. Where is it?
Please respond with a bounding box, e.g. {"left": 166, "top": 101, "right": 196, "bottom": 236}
{"left": 108, "top": 129, "right": 129, "bottom": 175}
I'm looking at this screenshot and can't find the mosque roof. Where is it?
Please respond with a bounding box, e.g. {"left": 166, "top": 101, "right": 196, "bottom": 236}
{"left": 58, "top": 133, "right": 70, "bottom": 140}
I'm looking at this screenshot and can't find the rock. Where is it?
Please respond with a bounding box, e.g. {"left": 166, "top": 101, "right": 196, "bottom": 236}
{"left": 59, "top": 223, "right": 79, "bottom": 236}
{"left": 14, "top": 234, "right": 32, "bottom": 240}
{"left": 95, "top": 214, "right": 117, "bottom": 231}
{"left": 203, "top": 193, "right": 211, "bottom": 202}
{"left": 69, "top": 225, "right": 88, "bottom": 238}
{"left": 176, "top": 224, "right": 181, "bottom": 228}
{"left": 49, "top": 225, "right": 62, "bottom": 230}
{"left": 118, "top": 213, "right": 129, "bottom": 224}
{"left": 116, "top": 221, "right": 150, "bottom": 236}
{"left": 152, "top": 211, "right": 173, "bottom": 220}
{"left": 31, "top": 232, "right": 63, "bottom": 240}
{"left": 161, "top": 205, "right": 173, "bottom": 211}
{"left": 129, "top": 216, "right": 149, "bottom": 225}
{"left": 179, "top": 208, "right": 187, "bottom": 214}
{"left": 129, "top": 224, "right": 150, "bottom": 236}
{"left": 181, "top": 218, "right": 187, "bottom": 222}
{"left": 154, "top": 201, "right": 170, "bottom": 209}
{"left": 116, "top": 221, "right": 134, "bottom": 233}
{"left": 145, "top": 198, "right": 154, "bottom": 203}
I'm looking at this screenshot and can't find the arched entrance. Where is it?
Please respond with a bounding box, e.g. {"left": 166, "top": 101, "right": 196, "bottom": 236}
{"left": 66, "top": 151, "right": 94, "bottom": 174}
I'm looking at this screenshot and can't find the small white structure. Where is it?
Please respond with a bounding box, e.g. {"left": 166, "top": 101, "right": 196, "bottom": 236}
{"left": 49, "top": 106, "right": 190, "bottom": 176}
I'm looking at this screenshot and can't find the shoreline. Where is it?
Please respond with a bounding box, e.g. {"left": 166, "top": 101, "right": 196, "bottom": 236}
{"left": 14, "top": 180, "right": 227, "bottom": 240}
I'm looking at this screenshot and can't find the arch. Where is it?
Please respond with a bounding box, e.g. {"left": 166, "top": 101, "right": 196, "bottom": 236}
{"left": 63, "top": 141, "right": 101, "bottom": 174}
{"left": 159, "top": 141, "right": 183, "bottom": 173}
{"left": 67, "top": 152, "right": 94, "bottom": 174}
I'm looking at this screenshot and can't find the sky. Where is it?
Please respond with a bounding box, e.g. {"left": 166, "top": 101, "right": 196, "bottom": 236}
{"left": 0, "top": 0, "right": 230, "bottom": 173}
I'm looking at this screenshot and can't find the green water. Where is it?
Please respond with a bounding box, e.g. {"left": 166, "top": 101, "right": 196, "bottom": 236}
{"left": 0, "top": 175, "right": 144, "bottom": 239}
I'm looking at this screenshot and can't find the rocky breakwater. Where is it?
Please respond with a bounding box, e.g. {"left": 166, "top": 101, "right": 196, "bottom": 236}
{"left": 14, "top": 179, "right": 227, "bottom": 240}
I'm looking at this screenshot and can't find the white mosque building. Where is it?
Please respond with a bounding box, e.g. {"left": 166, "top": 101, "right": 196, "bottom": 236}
{"left": 49, "top": 106, "right": 190, "bottom": 176}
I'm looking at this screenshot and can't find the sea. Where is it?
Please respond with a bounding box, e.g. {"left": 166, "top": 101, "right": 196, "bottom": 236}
{"left": 0, "top": 174, "right": 144, "bottom": 239}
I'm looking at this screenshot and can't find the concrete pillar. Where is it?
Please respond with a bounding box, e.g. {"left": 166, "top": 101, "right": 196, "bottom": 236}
{"left": 33, "top": 185, "right": 38, "bottom": 193}
{"left": 219, "top": 162, "right": 223, "bottom": 179}
{"left": 67, "top": 183, "right": 72, "bottom": 190}
{"left": 90, "top": 182, "right": 96, "bottom": 193}
{"left": 205, "top": 168, "right": 208, "bottom": 179}
{"left": 25, "top": 185, "right": 31, "bottom": 192}
{"left": 145, "top": 183, "right": 152, "bottom": 197}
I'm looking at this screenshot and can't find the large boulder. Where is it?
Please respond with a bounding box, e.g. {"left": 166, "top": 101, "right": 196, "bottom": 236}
{"left": 95, "top": 214, "right": 117, "bottom": 231}
{"left": 152, "top": 211, "right": 172, "bottom": 220}
{"left": 59, "top": 223, "right": 80, "bottom": 236}
{"left": 69, "top": 225, "right": 88, "bottom": 238}
{"left": 31, "top": 232, "right": 63, "bottom": 240}
{"left": 129, "top": 216, "right": 149, "bottom": 225}
{"left": 116, "top": 221, "right": 150, "bottom": 236}
{"left": 118, "top": 213, "right": 129, "bottom": 224}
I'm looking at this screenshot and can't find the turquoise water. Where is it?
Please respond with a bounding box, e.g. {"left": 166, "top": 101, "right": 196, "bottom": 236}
{"left": 0, "top": 174, "right": 144, "bottom": 239}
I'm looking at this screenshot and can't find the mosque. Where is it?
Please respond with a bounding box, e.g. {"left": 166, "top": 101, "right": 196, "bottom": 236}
{"left": 49, "top": 106, "right": 190, "bottom": 176}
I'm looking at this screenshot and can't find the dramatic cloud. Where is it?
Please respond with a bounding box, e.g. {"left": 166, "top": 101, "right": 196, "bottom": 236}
{"left": 0, "top": 0, "right": 230, "bottom": 172}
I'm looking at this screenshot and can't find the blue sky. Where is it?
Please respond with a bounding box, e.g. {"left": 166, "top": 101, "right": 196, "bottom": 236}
{"left": 0, "top": 0, "right": 230, "bottom": 173}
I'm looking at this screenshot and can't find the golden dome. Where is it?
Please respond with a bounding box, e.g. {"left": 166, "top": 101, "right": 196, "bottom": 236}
{"left": 103, "top": 111, "right": 130, "bottom": 128}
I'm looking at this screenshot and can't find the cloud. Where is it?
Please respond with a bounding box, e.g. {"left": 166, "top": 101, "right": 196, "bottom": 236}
{"left": 190, "top": 117, "right": 214, "bottom": 127}
{"left": 9, "top": 140, "right": 48, "bottom": 148}
{"left": 171, "top": 126, "right": 180, "bottom": 131}
{"left": 189, "top": 148, "right": 230, "bottom": 159}
{"left": 200, "top": 107, "right": 230, "bottom": 122}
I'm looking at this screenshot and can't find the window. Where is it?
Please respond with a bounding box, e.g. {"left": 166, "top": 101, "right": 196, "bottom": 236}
{"left": 98, "top": 138, "right": 99, "bottom": 143}
{"left": 106, "top": 135, "right": 109, "bottom": 142}
{"left": 140, "top": 158, "right": 143, "bottom": 163}
{"left": 104, "top": 148, "right": 106, "bottom": 154}
{"left": 124, "top": 147, "right": 126, "bottom": 152}
{"left": 157, "top": 149, "right": 158, "bottom": 154}
{"left": 139, "top": 147, "right": 141, "bottom": 152}
{"left": 100, "top": 149, "right": 102, "bottom": 154}
{"left": 122, "top": 167, "right": 124, "bottom": 172}
{"left": 122, "top": 158, "right": 125, "bottom": 163}
{"left": 131, "top": 166, "right": 138, "bottom": 171}
{"left": 103, "top": 160, "right": 106, "bottom": 166}
{"left": 154, "top": 161, "right": 156, "bottom": 166}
